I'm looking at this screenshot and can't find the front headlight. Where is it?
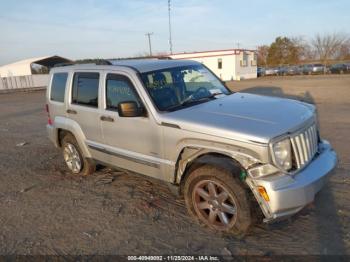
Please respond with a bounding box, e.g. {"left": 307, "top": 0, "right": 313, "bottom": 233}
{"left": 272, "top": 138, "right": 292, "bottom": 171}
{"left": 248, "top": 164, "right": 280, "bottom": 178}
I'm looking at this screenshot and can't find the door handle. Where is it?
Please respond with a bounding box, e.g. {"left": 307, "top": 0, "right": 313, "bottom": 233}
{"left": 100, "top": 115, "right": 114, "bottom": 122}
{"left": 67, "top": 109, "right": 77, "bottom": 114}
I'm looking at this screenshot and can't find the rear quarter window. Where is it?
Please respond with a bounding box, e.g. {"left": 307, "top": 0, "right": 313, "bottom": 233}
{"left": 50, "top": 73, "right": 68, "bottom": 102}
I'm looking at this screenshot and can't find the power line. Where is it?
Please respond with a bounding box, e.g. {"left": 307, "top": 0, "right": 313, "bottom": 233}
{"left": 168, "top": 0, "right": 173, "bottom": 54}
{"left": 145, "top": 32, "right": 153, "bottom": 56}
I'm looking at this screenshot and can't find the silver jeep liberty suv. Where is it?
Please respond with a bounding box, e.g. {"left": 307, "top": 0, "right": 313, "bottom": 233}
{"left": 46, "top": 59, "right": 337, "bottom": 236}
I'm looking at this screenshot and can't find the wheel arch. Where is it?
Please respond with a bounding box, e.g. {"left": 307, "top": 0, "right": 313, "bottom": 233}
{"left": 177, "top": 150, "right": 250, "bottom": 195}
{"left": 54, "top": 117, "right": 91, "bottom": 158}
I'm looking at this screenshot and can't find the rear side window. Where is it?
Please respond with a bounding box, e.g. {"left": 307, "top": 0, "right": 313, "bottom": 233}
{"left": 106, "top": 74, "right": 141, "bottom": 111}
{"left": 50, "top": 73, "right": 68, "bottom": 102}
{"left": 72, "top": 72, "right": 99, "bottom": 107}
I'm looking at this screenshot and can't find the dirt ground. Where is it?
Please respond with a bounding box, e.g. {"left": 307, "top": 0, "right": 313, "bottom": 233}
{"left": 0, "top": 74, "right": 349, "bottom": 256}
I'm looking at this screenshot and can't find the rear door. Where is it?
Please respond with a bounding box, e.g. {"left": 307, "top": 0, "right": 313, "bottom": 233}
{"left": 66, "top": 71, "right": 104, "bottom": 155}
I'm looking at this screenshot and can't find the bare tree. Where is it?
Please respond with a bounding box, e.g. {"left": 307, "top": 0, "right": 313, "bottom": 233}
{"left": 312, "top": 33, "right": 349, "bottom": 68}
{"left": 291, "top": 36, "right": 315, "bottom": 62}
{"left": 257, "top": 45, "right": 269, "bottom": 66}
{"left": 337, "top": 39, "right": 350, "bottom": 60}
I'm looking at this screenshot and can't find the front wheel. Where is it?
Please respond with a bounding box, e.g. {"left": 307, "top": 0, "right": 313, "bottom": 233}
{"left": 184, "top": 165, "right": 253, "bottom": 236}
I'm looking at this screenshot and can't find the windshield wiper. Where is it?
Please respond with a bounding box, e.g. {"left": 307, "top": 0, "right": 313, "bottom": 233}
{"left": 203, "top": 91, "right": 224, "bottom": 100}
{"left": 183, "top": 91, "right": 224, "bottom": 105}
{"left": 166, "top": 92, "right": 224, "bottom": 112}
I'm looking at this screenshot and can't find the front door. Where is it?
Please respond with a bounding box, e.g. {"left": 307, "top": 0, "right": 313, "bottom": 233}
{"left": 97, "top": 72, "right": 163, "bottom": 179}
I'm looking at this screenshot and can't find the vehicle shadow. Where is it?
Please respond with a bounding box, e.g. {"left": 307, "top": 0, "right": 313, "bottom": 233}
{"left": 238, "top": 86, "right": 315, "bottom": 105}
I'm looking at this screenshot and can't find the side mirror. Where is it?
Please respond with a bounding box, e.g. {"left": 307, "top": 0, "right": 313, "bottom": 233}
{"left": 117, "top": 101, "right": 144, "bottom": 117}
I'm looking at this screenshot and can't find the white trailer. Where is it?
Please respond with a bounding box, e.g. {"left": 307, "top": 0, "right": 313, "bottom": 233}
{"left": 168, "top": 49, "right": 257, "bottom": 81}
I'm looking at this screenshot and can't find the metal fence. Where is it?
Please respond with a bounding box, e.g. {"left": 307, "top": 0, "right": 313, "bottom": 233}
{"left": 0, "top": 74, "right": 49, "bottom": 91}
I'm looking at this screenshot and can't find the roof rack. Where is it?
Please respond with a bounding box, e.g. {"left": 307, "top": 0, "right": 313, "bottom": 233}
{"left": 53, "top": 62, "right": 75, "bottom": 67}
{"left": 158, "top": 56, "right": 172, "bottom": 60}
{"left": 53, "top": 59, "right": 113, "bottom": 68}
{"left": 95, "top": 60, "right": 112, "bottom": 65}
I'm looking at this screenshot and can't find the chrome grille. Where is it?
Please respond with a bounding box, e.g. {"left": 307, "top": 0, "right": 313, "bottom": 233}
{"left": 290, "top": 124, "right": 318, "bottom": 169}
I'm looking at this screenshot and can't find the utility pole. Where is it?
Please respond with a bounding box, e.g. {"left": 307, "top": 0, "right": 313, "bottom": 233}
{"left": 145, "top": 32, "right": 153, "bottom": 56}
{"left": 236, "top": 42, "right": 241, "bottom": 49}
{"left": 168, "top": 0, "right": 173, "bottom": 54}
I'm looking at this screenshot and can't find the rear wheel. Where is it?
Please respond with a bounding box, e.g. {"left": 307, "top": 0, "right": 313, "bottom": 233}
{"left": 61, "top": 133, "right": 95, "bottom": 176}
{"left": 184, "top": 165, "right": 253, "bottom": 236}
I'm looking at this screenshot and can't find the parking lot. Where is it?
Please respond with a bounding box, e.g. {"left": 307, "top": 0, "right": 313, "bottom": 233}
{"left": 0, "top": 74, "right": 349, "bottom": 255}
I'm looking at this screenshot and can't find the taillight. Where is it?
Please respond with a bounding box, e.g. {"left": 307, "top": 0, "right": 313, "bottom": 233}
{"left": 46, "top": 104, "right": 53, "bottom": 125}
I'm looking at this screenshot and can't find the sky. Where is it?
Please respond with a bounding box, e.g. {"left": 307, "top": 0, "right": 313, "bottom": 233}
{"left": 0, "top": 0, "right": 349, "bottom": 65}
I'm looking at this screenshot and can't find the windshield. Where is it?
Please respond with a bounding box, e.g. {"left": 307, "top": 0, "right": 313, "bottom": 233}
{"left": 140, "top": 64, "right": 231, "bottom": 111}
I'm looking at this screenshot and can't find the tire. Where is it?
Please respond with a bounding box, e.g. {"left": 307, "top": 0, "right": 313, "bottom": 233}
{"left": 184, "top": 165, "right": 253, "bottom": 236}
{"left": 61, "top": 133, "right": 95, "bottom": 176}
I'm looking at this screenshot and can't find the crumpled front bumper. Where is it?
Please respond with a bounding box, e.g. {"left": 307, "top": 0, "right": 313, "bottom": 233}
{"left": 249, "top": 140, "right": 337, "bottom": 223}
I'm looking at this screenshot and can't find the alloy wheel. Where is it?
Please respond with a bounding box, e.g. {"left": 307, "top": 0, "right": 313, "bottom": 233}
{"left": 192, "top": 180, "right": 237, "bottom": 230}
{"left": 63, "top": 143, "right": 82, "bottom": 174}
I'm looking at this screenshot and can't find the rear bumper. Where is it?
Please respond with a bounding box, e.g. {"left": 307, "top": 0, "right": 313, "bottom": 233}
{"left": 251, "top": 140, "right": 337, "bottom": 222}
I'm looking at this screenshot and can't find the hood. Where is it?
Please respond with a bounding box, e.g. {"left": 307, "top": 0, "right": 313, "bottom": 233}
{"left": 161, "top": 93, "right": 315, "bottom": 144}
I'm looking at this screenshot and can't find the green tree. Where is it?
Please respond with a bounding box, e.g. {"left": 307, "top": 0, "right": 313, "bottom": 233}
{"left": 267, "top": 37, "right": 299, "bottom": 66}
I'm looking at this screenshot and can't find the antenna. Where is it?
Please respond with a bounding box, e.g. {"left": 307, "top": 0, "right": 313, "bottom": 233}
{"left": 168, "top": 0, "right": 173, "bottom": 54}
{"left": 145, "top": 32, "right": 154, "bottom": 56}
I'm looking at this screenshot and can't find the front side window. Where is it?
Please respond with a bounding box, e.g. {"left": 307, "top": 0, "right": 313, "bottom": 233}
{"left": 50, "top": 72, "right": 68, "bottom": 102}
{"left": 140, "top": 64, "right": 231, "bottom": 111}
{"left": 106, "top": 74, "right": 141, "bottom": 111}
{"left": 72, "top": 72, "right": 99, "bottom": 107}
